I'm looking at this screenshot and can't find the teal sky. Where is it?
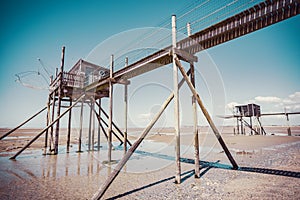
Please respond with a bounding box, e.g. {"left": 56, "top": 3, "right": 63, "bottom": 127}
{"left": 0, "top": 0, "right": 299, "bottom": 128}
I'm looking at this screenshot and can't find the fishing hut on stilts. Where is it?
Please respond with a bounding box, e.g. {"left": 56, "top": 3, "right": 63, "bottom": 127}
{"left": 1, "top": 0, "right": 299, "bottom": 199}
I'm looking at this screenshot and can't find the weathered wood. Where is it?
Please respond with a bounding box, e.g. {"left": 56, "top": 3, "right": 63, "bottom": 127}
{"left": 44, "top": 94, "right": 51, "bottom": 155}
{"left": 54, "top": 46, "right": 65, "bottom": 155}
{"left": 92, "top": 69, "right": 191, "bottom": 199}
{"left": 50, "top": 92, "right": 56, "bottom": 151}
{"left": 78, "top": 98, "right": 84, "bottom": 153}
{"left": 124, "top": 83, "right": 128, "bottom": 154}
{"left": 190, "top": 62, "right": 200, "bottom": 178}
{"left": 175, "top": 56, "right": 238, "bottom": 170}
{"left": 0, "top": 106, "right": 47, "bottom": 140}
{"left": 88, "top": 100, "right": 124, "bottom": 145}
{"left": 88, "top": 100, "right": 93, "bottom": 151}
{"left": 172, "top": 15, "right": 181, "bottom": 184}
{"left": 93, "top": 100, "right": 132, "bottom": 146}
{"left": 108, "top": 55, "right": 114, "bottom": 162}
{"left": 92, "top": 102, "right": 95, "bottom": 150}
{"left": 10, "top": 94, "right": 85, "bottom": 159}
{"left": 67, "top": 97, "right": 72, "bottom": 153}
{"left": 124, "top": 57, "right": 129, "bottom": 154}
{"left": 97, "top": 99, "right": 101, "bottom": 150}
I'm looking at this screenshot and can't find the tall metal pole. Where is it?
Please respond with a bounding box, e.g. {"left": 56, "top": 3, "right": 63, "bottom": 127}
{"left": 124, "top": 57, "right": 128, "bottom": 155}
{"left": 108, "top": 54, "right": 114, "bottom": 162}
{"left": 172, "top": 15, "right": 181, "bottom": 184}
{"left": 54, "top": 45, "right": 65, "bottom": 155}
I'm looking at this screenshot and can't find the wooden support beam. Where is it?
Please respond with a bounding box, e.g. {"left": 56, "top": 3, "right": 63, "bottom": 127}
{"left": 67, "top": 97, "right": 72, "bottom": 153}
{"left": 0, "top": 106, "right": 47, "bottom": 140}
{"left": 124, "top": 57, "right": 129, "bottom": 154}
{"left": 77, "top": 98, "right": 84, "bottom": 153}
{"left": 54, "top": 46, "right": 66, "bottom": 155}
{"left": 44, "top": 95, "right": 51, "bottom": 155}
{"left": 92, "top": 102, "right": 95, "bottom": 150}
{"left": 98, "top": 99, "right": 102, "bottom": 150}
{"left": 93, "top": 99, "right": 132, "bottom": 146}
{"left": 88, "top": 101, "right": 93, "bottom": 151}
{"left": 190, "top": 62, "right": 200, "bottom": 178}
{"left": 172, "top": 15, "right": 181, "bottom": 184}
{"left": 92, "top": 69, "right": 191, "bottom": 199}
{"left": 124, "top": 83, "right": 128, "bottom": 154}
{"left": 174, "top": 56, "right": 238, "bottom": 170}
{"left": 49, "top": 92, "right": 56, "bottom": 151}
{"left": 108, "top": 54, "right": 114, "bottom": 162}
{"left": 88, "top": 100, "right": 124, "bottom": 145}
{"left": 10, "top": 94, "right": 85, "bottom": 159}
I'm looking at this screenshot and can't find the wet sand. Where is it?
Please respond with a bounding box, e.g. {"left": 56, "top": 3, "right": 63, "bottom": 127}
{"left": 0, "top": 126, "right": 300, "bottom": 199}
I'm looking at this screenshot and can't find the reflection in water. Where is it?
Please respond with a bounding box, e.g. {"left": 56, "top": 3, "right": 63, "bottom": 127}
{"left": 0, "top": 140, "right": 204, "bottom": 184}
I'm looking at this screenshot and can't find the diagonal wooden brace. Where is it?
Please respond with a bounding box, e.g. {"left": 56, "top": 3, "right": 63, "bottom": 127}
{"left": 174, "top": 56, "right": 238, "bottom": 170}
{"left": 91, "top": 69, "right": 192, "bottom": 199}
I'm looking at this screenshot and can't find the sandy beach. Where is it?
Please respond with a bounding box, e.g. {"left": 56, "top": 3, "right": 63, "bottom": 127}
{"left": 0, "top": 126, "right": 300, "bottom": 199}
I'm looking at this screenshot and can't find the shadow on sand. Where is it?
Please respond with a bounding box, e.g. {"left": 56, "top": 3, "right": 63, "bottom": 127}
{"left": 107, "top": 151, "right": 300, "bottom": 200}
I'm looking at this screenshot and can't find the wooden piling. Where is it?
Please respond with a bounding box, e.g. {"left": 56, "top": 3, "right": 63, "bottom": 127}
{"left": 236, "top": 117, "right": 240, "bottom": 135}
{"left": 54, "top": 46, "right": 65, "bottom": 155}
{"left": 190, "top": 62, "right": 200, "bottom": 178}
{"left": 124, "top": 57, "right": 129, "bottom": 154}
{"left": 175, "top": 57, "right": 238, "bottom": 169}
{"left": 50, "top": 91, "right": 56, "bottom": 151}
{"left": 78, "top": 98, "right": 84, "bottom": 153}
{"left": 0, "top": 106, "right": 47, "bottom": 140}
{"left": 108, "top": 55, "right": 114, "bottom": 162}
{"left": 286, "top": 114, "right": 292, "bottom": 136}
{"left": 250, "top": 116, "right": 253, "bottom": 135}
{"left": 10, "top": 94, "right": 84, "bottom": 159}
{"left": 88, "top": 101, "right": 93, "bottom": 151}
{"left": 92, "top": 101, "right": 95, "bottom": 150}
{"left": 44, "top": 94, "right": 51, "bottom": 155}
{"left": 92, "top": 68, "right": 191, "bottom": 199}
{"left": 67, "top": 97, "right": 72, "bottom": 153}
{"left": 172, "top": 15, "right": 181, "bottom": 184}
{"left": 97, "top": 98, "right": 101, "bottom": 150}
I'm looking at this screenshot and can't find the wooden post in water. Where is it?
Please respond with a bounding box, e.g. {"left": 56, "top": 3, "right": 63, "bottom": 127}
{"left": 67, "top": 97, "right": 72, "bottom": 153}
{"left": 172, "top": 15, "right": 181, "bottom": 184}
{"left": 44, "top": 93, "right": 52, "bottom": 155}
{"left": 97, "top": 98, "right": 101, "bottom": 150}
{"left": 54, "top": 46, "right": 65, "bottom": 155}
{"left": 88, "top": 101, "right": 93, "bottom": 151}
{"left": 108, "top": 54, "right": 114, "bottom": 162}
{"left": 92, "top": 70, "right": 191, "bottom": 199}
{"left": 92, "top": 101, "right": 95, "bottom": 150}
{"left": 97, "top": 98, "right": 101, "bottom": 151}
{"left": 77, "top": 98, "right": 84, "bottom": 153}
{"left": 49, "top": 92, "right": 56, "bottom": 151}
